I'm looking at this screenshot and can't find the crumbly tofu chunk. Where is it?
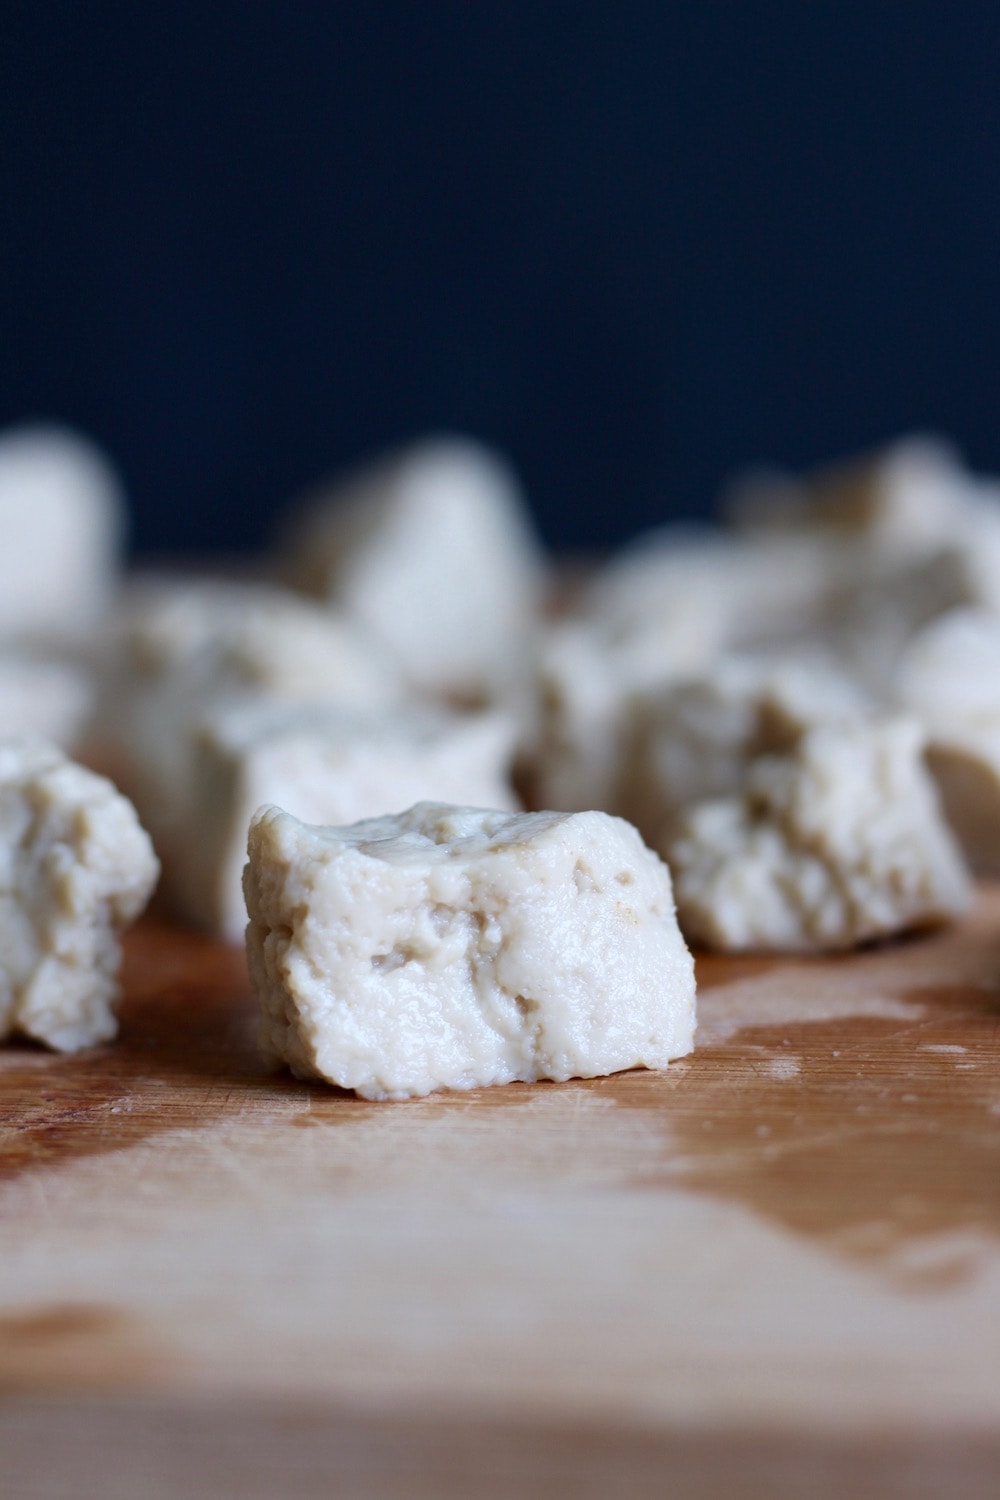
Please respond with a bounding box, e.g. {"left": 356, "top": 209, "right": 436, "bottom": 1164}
{"left": 893, "top": 610, "right": 1000, "bottom": 874}
{"left": 0, "top": 654, "right": 93, "bottom": 748}
{"left": 726, "top": 435, "right": 978, "bottom": 560}
{"left": 245, "top": 802, "right": 696, "bottom": 1100}
{"left": 522, "top": 535, "right": 865, "bottom": 817}
{"left": 520, "top": 622, "right": 663, "bottom": 815}
{"left": 580, "top": 526, "right": 861, "bottom": 658}
{"left": 822, "top": 528, "right": 1000, "bottom": 692}
{"left": 0, "top": 425, "right": 125, "bottom": 637}
{"left": 667, "top": 720, "right": 970, "bottom": 952}
{"left": 105, "top": 577, "right": 403, "bottom": 706}
{"left": 894, "top": 608, "right": 1000, "bottom": 729}
{"left": 170, "top": 702, "right": 518, "bottom": 941}
{"left": 0, "top": 741, "right": 159, "bottom": 1050}
{"left": 279, "top": 437, "right": 545, "bottom": 699}
{"left": 95, "top": 579, "right": 406, "bottom": 848}
{"left": 621, "top": 656, "right": 868, "bottom": 846}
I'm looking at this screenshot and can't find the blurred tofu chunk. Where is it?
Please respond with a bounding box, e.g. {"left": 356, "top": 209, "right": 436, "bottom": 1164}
{"left": 161, "top": 700, "right": 519, "bottom": 940}
{"left": 279, "top": 437, "right": 545, "bottom": 700}
{"left": 667, "top": 720, "right": 969, "bottom": 952}
{"left": 620, "top": 655, "right": 868, "bottom": 847}
{"left": 0, "top": 425, "right": 125, "bottom": 637}
{"left": 726, "top": 435, "right": 979, "bottom": 560}
{"left": 894, "top": 609, "right": 1000, "bottom": 874}
{"left": 0, "top": 652, "right": 94, "bottom": 748}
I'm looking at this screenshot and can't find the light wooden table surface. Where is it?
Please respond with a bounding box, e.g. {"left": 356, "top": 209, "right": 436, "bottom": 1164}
{"left": 3, "top": 891, "right": 1000, "bottom": 1497}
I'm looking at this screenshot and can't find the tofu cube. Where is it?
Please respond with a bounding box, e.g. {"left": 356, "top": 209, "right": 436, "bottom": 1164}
{"left": 0, "top": 741, "right": 159, "bottom": 1050}
{"left": 0, "top": 425, "right": 125, "bottom": 637}
{"left": 245, "top": 802, "right": 696, "bottom": 1099}
{"left": 621, "top": 655, "right": 868, "bottom": 846}
{"left": 280, "top": 437, "right": 544, "bottom": 699}
{"left": 894, "top": 609, "right": 1000, "bottom": 874}
{"left": 0, "top": 653, "right": 93, "bottom": 748}
{"left": 172, "top": 701, "right": 519, "bottom": 941}
{"left": 667, "top": 720, "right": 970, "bottom": 952}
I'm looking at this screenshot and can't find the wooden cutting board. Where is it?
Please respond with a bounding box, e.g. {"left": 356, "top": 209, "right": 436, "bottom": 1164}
{"left": 4, "top": 891, "right": 1000, "bottom": 1498}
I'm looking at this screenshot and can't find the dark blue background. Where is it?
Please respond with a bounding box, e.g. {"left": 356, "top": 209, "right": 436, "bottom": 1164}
{"left": 2, "top": 4, "right": 998, "bottom": 555}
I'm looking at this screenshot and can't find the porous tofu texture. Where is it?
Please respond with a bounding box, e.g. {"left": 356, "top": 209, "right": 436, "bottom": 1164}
{"left": 245, "top": 802, "right": 696, "bottom": 1100}
{"left": 0, "top": 741, "right": 159, "bottom": 1050}
{"left": 621, "top": 655, "right": 867, "bottom": 847}
{"left": 668, "top": 720, "right": 970, "bottom": 952}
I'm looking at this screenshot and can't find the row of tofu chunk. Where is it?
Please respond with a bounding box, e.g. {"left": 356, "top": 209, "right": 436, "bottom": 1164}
{"left": 2, "top": 424, "right": 999, "bottom": 1086}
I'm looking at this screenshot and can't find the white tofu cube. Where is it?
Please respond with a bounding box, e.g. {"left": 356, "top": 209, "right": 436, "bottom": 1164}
{"left": 280, "top": 437, "right": 545, "bottom": 699}
{"left": 621, "top": 655, "right": 868, "bottom": 846}
{"left": 725, "top": 435, "right": 975, "bottom": 559}
{"left": 667, "top": 720, "right": 970, "bottom": 952}
{"left": 95, "top": 579, "right": 408, "bottom": 860}
{"left": 894, "top": 609, "right": 1000, "bottom": 874}
{"left": 0, "top": 741, "right": 159, "bottom": 1051}
{"left": 245, "top": 802, "right": 696, "bottom": 1100}
{"left": 0, "top": 653, "right": 93, "bottom": 748}
{"left": 0, "top": 425, "right": 125, "bottom": 637}
{"left": 170, "top": 701, "right": 519, "bottom": 941}
{"left": 580, "top": 526, "right": 860, "bottom": 659}
{"left": 521, "top": 622, "right": 642, "bottom": 815}
{"left": 820, "top": 533, "right": 1000, "bottom": 691}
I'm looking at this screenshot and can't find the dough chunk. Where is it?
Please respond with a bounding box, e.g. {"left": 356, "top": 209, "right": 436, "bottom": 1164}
{"left": 0, "top": 741, "right": 159, "bottom": 1050}
{"left": 668, "top": 720, "right": 970, "bottom": 952}
{"left": 172, "top": 701, "right": 518, "bottom": 941}
{"left": 280, "top": 437, "right": 544, "bottom": 699}
{"left": 245, "top": 802, "right": 696, "bottom": 1099}
{"left": 0, "top": 425, "right": 125, "bottom": 637}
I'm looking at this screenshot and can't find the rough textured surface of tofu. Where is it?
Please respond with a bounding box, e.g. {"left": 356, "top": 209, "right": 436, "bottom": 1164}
{"left": 0, "top": 425, "right": 125, "bottom": 637}
{"left": 174, "top": 701, "right": 519, "bottom": 941}
{"left": 668, "top": 719, "right": 970, "bottom": 952}
{"left": 280, "top": 437, "right": 544, "bottom": 699}
{"left": 245, "top": 801, "right": 696, "bottom": 1100}
{"left": 621, "top": 656, "right": 868, "bottom": 847}
{"left": 0, "top": 740, "right": 159, "bottom": 1050}
{"left": 520, "top": 622, "right": 659, "bottom": 816}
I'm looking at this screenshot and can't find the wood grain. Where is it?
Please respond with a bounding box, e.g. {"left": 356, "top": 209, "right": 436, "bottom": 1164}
{"left": 3, "top": 893, "right": 1000, "bottom": 1496}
